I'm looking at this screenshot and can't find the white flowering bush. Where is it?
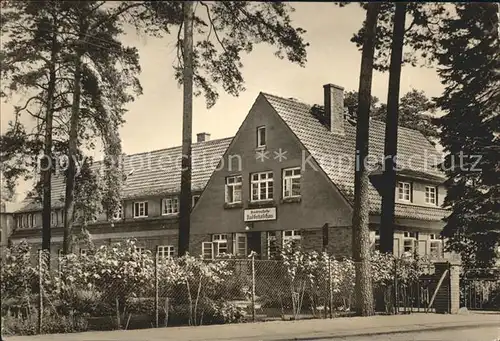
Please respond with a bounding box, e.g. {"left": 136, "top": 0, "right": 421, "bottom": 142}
{"left": 170, "top": 254, "right": 235, "bottom": 326}
{"left": 1, "top": 239, "right": 437, "bottom": 335}
{"left": 0, "top": 241, "right": 38, "bottom": 313}
{"left": 277, "top": 247, "right": 434, "bottom": 316}
{"left": 280, "top": 243, "right": 320, "bottom": 318}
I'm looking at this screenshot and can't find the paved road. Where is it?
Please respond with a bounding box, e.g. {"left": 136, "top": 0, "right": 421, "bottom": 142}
{"left": 313, "top": 325, "right": 500, "bottom": 341}
{"left": 5, "top": 313, "right": 499, "bottom": 341}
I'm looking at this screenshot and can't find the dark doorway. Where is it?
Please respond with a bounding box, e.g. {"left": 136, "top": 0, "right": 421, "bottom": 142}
{"left": 247, "top": 231, "right": 261, "bottom": 258}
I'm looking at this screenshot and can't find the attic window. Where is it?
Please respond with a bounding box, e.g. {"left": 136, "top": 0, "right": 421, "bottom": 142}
{"left": 162, "top": 197, "right": 179, "bottom": 215}
{"left": 133, "top": 201, "right": 148, "bottom": 218}
{"left": 397, "top": 182, "right": 412, "bottom": 202}
{"left": 257, "top": 126, "right": 266, "bottom": 148}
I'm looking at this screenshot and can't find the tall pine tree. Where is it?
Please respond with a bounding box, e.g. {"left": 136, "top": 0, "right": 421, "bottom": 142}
{"left": 435, "top": 3, "right": 500, "bottom": 269}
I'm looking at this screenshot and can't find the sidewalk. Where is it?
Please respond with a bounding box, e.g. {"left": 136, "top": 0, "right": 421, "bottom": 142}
{"left": 5, "top": 312, "right": 500, "bottom": 341}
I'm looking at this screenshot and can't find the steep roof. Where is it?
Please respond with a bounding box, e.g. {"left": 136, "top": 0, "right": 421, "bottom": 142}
{"left": 17, "top": 137, "right": 233, "bottom": 212}
{"left": 16, "top": 91, "right": 449, "bottom": 222}
{"left": 261, "top": 92, "right": 448, "bottom": 222}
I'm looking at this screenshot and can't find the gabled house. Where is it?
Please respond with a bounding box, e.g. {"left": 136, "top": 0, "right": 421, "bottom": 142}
{"left": 9, "top": 83, "right": 450, "bottom": 262}
{"left": 190, "top": 84, "right": 449, "bottom": 259}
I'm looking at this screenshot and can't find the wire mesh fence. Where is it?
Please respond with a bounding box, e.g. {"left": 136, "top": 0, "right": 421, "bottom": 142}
{"left": 461, "top": 268, "right": 500, "bottom": 311}
{"left": 1, "top": 240, "right": 469, "bottom": 337}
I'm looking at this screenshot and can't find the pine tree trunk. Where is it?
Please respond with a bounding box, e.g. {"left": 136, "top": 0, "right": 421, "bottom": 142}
{"left": 380, "top": 3, "right": 407, "bottom": 254}
{"left": 41, "top": 12, "right": 59, "bottom": 255}
{"left": 352, "top": 2, "right": 381, "bottom": 317}
{"left": 63, "top": 50, "right": 83, "bottom": 255}
{"left": 178, "top": 1, "right": 194, "bottom": 256}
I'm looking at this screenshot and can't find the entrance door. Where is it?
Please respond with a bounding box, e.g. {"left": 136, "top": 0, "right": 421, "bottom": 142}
{"left": 247, "top": 231, "right": 261, "bottom": 257}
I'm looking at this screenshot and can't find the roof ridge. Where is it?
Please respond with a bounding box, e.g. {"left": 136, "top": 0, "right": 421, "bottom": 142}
{"left": 261, "top": 92, "right": 440, "bottom": 140}
{"left": 121, "top": 136, "right": 234, "bottom": 159}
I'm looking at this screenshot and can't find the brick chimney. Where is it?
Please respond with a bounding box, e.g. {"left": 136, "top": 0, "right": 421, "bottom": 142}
{"left": 196, "top": 132, "right": 211, "bottom": 143}
{"left": 323, "top": 83, "right": 344, "bottom": 135}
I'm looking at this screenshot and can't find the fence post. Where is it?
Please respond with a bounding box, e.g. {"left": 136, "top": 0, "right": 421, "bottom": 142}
{"left": 251, "top": 252, "right": 256, "bottom": 322}
{"left": 393, "top": 258, "right": 399, "bottom": 315}
{"left": 328, "top": 257, "right": 333, "bottom": 319}
{"left": 155, "top": 248, "right": 159, "bottom": 328}
{"left": 38, "top": 249, "right": 43, "bottom": 335}
{"left": 164, "top": 297, "right": 169, "bottom": 327}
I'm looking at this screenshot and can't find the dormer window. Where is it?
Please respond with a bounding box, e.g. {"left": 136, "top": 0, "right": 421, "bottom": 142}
{"left": 425, "top": 186, "right": 437, "bottom": 205}
{"left": 257, "top": 126, "right": 266, "bottom": 148}
{"left": 133, "top": 201, "right": 148, "bottom": 218}
{"left": 397, "top": 181, "right": 412, "bottom": 202}
{"left": 162, "top": 197, "right": 179, "bottom": 215}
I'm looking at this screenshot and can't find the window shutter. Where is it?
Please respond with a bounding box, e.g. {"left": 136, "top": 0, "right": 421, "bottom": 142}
{"left": 202, "top": 242, "right": 214, "bottom": 259}
{"left": 418, "top": 240, "right": 427, "bottom": 257}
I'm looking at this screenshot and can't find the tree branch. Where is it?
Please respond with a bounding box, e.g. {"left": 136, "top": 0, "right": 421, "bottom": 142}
{"left": 199, "top": 1, "right": 227, "bottom": 53}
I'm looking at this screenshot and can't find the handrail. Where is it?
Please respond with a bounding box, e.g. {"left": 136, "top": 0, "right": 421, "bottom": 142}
{"left": 426, "top": 269, "right": 449, "bottom": 313}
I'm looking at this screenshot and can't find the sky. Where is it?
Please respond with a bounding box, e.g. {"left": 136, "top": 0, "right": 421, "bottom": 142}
{"left": 0, "top": 3, "right": 445, "bottom": 208}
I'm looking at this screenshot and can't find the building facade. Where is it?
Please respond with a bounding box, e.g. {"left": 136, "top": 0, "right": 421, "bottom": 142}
{"left": 8, "top": 83, "right": 451, "bottom": 262}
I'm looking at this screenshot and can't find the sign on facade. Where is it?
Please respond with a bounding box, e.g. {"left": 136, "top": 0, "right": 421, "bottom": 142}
{"left": 244, "top": 207, "right": 277, "bottom": 222}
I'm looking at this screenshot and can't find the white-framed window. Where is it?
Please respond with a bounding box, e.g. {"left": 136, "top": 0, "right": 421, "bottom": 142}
{"left": 17, "top": 215, "right": 21, "bottom": 229}
{"left": 257, "top": 126, "right": 266, "bottom": 148}
{"left": 425, "top": 186, "right": 437, "bottom": 205}
{"left": 192, "top": 195, "right": 200, "bottom": 207}
{"left": 225, "top": 175, "right": 242, "bottom": 204}
{"left": 202, "top": 242, "right": 214, "bottom": 259}
{"left": 162, "top": 197, "right": 179, "bottom": 215}
{"left": 233, "top": 233, "right": 247, "bottom": 257}
{"left": 374, "top": 230, "right": 380, "bottom": 251}
{"left": 24, "top": 214, "right": 28, "bottom": 228}
{"left": 79, "top": 249, "right": 87, "bottom": 257}
{"left": 397, "top": 181, "right": 412, "bottom": 202}
{"left": 403, "top": 231, "right": 418, "bottom": 254}
{"left": 157, "top": 245, "right": 175, "bottom": 259}
{"left": 133, "top": 201, "right": 148, "bottom": 218}
{"left": 251, "top": 171, "right": 274, "bottom": 202}
{"left": 429, "top": 233, "right": 442, "bottom": 257}
{"left": 112, "top": 204, "right": 122, "bottom": 220}
{"left": 283, "top": 230, "right": 302, "bottom": 248}
{"left": 212, "top": 234, "right": 228, "bottom": 256}
{"left": 135, "top": 246, "right": 146, "bottom": 254}
{"left": 283, "top": 167, "right": 301, "bottom": 198}
{"left": 51, "top": 212, "right": 57, "bottom": 227}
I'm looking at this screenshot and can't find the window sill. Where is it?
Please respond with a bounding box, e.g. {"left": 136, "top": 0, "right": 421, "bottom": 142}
{"left": 247, "top": 200, "right": 275, "bottom": 208}
{"left": 280, "top": 196, "right": 301, "bottom": 204}
{"left": 133, "top": 216, "right": 149, "bottom": 219}
{"left": 224, "top": 202, "right": 243, "bottom": 209}
{"left": 162, "top": 213, "right": 179, "bottom": 217}
{"left": 255, "top": 146, "right": 267, "bottom": 152}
